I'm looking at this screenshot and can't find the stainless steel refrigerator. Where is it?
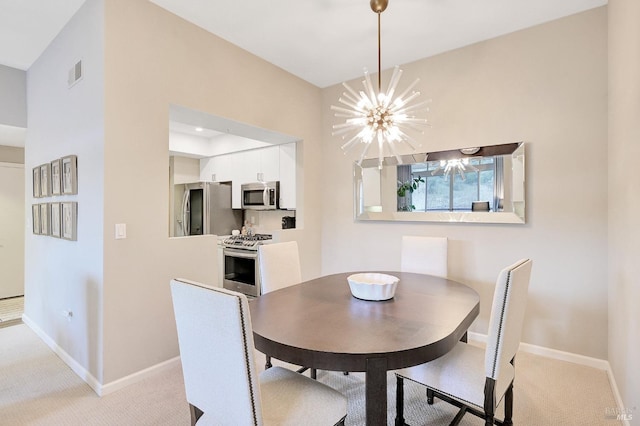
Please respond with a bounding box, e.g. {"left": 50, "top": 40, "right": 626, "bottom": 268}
{"left": 176, "top": 181, "right": 242, "bottom": 236}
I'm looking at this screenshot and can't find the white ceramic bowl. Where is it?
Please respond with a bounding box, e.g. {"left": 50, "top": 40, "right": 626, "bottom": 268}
{"left": 347, "top": 273, "right": 399, "bottom": 301}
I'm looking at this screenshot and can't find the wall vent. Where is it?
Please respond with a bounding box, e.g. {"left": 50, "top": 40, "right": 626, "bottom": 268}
{"left": 67, "top": 60, "right": 83, "bottom": 88}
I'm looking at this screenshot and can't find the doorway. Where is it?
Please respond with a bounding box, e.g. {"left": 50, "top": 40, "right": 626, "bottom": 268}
{"left": 0, "top": 162, "right": 25, "bottom": 326}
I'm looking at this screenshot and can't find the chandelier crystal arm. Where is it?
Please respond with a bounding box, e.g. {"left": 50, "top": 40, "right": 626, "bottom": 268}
{"left": 384, "top": 66, "right": 403, "bottom": 106}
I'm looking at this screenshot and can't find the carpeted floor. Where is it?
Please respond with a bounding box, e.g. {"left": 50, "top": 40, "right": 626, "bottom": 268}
{"left": 0, "top": 323, "right": 622, "bottom": 425}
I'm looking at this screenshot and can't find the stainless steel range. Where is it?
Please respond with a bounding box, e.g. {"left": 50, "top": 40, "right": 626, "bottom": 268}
{"left": 222, "top": 234, "right": 272, "bottom": 297}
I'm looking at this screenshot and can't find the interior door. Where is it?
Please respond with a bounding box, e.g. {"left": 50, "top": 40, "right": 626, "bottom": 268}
{"left": 0, "top": 163, "right": 25, "bottom": 299}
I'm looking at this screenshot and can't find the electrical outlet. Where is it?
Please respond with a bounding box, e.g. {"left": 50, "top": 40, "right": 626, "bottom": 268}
{"left": 62, "top": 310, "right": 73, "bottom": 322}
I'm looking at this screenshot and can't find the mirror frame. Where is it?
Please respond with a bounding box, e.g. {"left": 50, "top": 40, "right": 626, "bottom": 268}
{"left": 353, "top": 142, "right": 526, "bottom": 224}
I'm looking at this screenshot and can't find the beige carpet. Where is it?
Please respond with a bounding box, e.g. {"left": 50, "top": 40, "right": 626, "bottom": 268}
{"left": 0, "top": 323, "right": 622, "bottom": 425}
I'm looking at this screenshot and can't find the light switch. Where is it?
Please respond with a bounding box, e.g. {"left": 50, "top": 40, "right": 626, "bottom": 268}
{"left": 115, "top": 223, "right": 127, "bottom": 239}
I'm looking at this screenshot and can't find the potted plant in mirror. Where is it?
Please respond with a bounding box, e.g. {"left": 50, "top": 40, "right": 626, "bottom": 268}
{"left": 397, "top": 176, "right": 425, "bottom": 211}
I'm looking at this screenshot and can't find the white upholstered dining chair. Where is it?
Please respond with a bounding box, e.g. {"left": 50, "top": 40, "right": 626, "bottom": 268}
{"left": 400, "top": 236, "right": 448, "bottom": 278}
{"left": 394, "top": 259, "right": 533, "bottom": 426}
{"left": 258, "top": 241, "right": 302, "bottom": 294}
{"left": 170, "top": 278, "right": 347, "bottom": 426}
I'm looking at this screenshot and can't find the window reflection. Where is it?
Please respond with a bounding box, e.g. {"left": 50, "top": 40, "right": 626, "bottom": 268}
{"left": 401, "top": 156, "right": 501, "bottom": 212}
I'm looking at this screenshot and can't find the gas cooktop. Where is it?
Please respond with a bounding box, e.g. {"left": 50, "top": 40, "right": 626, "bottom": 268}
{"left": 222, "top": 234, "right": 272, "bottom": 249}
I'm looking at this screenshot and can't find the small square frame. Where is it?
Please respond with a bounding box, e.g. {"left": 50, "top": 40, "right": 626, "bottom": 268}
{"left": 40, "top": 163, "right": 51, "bottom": 198}
{"left": 33, "top": 167, "right": 41, "bottom": 198}
{"left": 32, "top": 204, "right": 41, "bottom": 234}
{"left": 40, "top": 203, "right": 51, "bottom": 236}
{"left": 51, "top": 159, "right": 62, "bottom": 196}
{"left": 50, "top": 202, "right": 61, "bottom": 238}
{"left": 62, "top": 155, "right": 78, "bottom": 195}
{"left": 61, "top": 202, "right": 77, "bottom": 241}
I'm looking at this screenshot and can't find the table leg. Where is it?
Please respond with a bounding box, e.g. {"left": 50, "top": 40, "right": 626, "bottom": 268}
{"left": 365, "top": 357, "right": 388, "bottom": 426}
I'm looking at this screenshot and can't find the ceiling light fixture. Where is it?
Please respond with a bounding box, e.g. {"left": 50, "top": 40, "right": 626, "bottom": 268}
{"left": 432, "top": 158, "right": 478, "bottom": 181}
{"left": 331, "top": 0, "right": 430, "bottom": 169}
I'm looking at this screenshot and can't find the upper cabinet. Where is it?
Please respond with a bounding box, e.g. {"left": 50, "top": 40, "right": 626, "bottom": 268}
{"left": 201, "top": 142, "right": 297, "bottom": 210}
{"left": 279, "top": 143, "right": 296, "bottom": 210}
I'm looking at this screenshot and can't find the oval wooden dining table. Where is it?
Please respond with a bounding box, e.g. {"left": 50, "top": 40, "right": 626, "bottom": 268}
{"left": 249, "top": 271, "right": 480, "bottom": 426}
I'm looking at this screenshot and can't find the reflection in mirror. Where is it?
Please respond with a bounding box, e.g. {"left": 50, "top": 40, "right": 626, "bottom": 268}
{"left": 354, "top": 142, "right": 525, "bottom": 224}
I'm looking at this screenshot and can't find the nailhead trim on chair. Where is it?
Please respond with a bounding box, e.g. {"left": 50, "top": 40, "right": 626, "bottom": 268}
{"left": 237, "top": 295, "right": 259, "bottom": 426}
{"left": 489, "top": 259, "right": 527, "bottom": 380}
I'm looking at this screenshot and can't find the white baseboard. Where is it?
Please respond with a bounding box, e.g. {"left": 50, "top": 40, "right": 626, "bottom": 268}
{"left": 100, "top": 356, "right": 181, "bottom": 396}
{"left": 467, "top": 331, "right": 609, "bottom": 369}
{"left": 22, "top": 314, "right": 181, "bottom": 397}
{"left": 468, "top": 331, "right": 631, "bottom": 426}
{"left": 22, "top": 314, "right": 103, "bottom": 394}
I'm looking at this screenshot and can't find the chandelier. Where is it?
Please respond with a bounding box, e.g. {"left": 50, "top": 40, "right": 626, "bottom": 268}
{"left": 432, "top": 158, "right": 478, "bottom": 181}
{"left": 331, "top": 0, "right": 429, "bottom": 169}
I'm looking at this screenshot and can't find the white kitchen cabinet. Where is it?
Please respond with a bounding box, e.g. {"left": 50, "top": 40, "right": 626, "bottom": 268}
{"left": 237, "top": 146, "right": 279, "bottom": 183}
{"left": 279, "top": 143, "right": 296, "bottom": 209}
{"left": 202, "top": 143, "right": 296, "bottom": 210}
{"left": 259, "top": 146, "right": 280, "bottom": 182}
{"left": 201, "top": 154, "right": 234, "bottom": 183}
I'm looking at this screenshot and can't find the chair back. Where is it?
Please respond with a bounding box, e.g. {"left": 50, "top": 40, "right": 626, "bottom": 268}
{"left": 258, "top": 241, "right": 302, "bottom": 293}
{"left": 472, "top": 201, "right": 490, "bottom": 211}
{"left": 484, "top": 259, "right": 532, "bottom": 381}
{"left": 400, "top": 236, "right": 448, "bottom": 278}
{"left": 170, "top": 279, "right": 263, "bottom": 425}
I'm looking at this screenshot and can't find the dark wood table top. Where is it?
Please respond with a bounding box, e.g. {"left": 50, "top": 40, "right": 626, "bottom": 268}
{"left": 250, "top": 271, "right": 480, "bottom": 373}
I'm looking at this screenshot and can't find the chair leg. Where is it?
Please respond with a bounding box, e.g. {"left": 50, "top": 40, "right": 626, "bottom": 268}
{"left": 395, "top": 376, "right": 406, "bottom": 426}
{"left": 189, "top": 403, "right": 203, "bottom": 426}
{"left": 311, "top": 368, "right": 317, "bottom": 379}
{"left": 265, "top": 355, "right": 272, "bottom": 369}
{"left": 503, "top": 384, "right": 514, "bottom": 425}
{"left": 427, "top": 388, "right": 435, "bottom": 404}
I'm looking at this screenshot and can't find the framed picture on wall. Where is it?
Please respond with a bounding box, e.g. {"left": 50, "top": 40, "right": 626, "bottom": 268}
{"left": 40, "top": 163, "right": 51, "bottom": 198}
{"left": 50, "top": 202, "right": 61, "bottom": 238}
{"left": 51, "top": 159, "right": 62, "bottom": 196}
{"left": 40, "top": 203, "right": 50, "bottom": 236}
{"left": 61, "top": 202, "right": 77, "bottom": 241}
{"left": 62, "top": 155, "right": 77, "bottom": 195}
{"left": 32, "top": 204, "right": 41, "bottom": 234}
{"left": 33, "top": 167, "right": 41, "bottom": 198}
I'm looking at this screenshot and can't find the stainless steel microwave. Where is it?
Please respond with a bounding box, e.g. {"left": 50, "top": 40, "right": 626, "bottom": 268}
{"left": 241, "top": 181, "right": 279, "bottom": 210}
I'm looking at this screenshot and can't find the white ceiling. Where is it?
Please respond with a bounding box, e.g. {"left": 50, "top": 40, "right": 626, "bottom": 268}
{"left": 149, "top": 0, "right": 607, "bottom": 88}
{"left": 0, "top": 0, "right": 607, "bottom": 147}
{"left": 1, "top": 0, "right": 606, "bottom": 87}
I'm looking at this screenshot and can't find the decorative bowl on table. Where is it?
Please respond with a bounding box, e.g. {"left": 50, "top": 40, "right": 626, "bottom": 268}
{"left": 347, "top": 273, "right": 399, "bottom": 301}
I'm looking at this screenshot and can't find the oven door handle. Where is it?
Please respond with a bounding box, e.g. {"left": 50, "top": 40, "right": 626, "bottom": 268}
{"left": 224, "top": 249, "right": 258, "bottom": 259}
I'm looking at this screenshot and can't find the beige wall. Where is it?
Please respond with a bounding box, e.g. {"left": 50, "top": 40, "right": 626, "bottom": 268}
{"left": 101, "top": 0, "right": 324, "bottom": 383}
{"left": 321, "top": 8, "right": 608, "bottom": 359}
{"left": 25, "top": 0, "right": 627, "bottom": 395}
{"left": 0, "top": 146, "right": 24, "bottom": 163}
{"left": 608, "top": 0, "right": 640, "bottom": 415}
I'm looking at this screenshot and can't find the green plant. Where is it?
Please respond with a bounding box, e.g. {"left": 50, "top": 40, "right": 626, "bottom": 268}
{"left": 397, "top": 176, "right": 425, "bottom": 197}
{"left": 397, "top": 176, "right": 425, "bottom": 212}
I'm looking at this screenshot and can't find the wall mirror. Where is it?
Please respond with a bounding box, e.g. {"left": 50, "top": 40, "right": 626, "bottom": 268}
{"left": 354, "top": 142, "right": 525, "bottom": 224}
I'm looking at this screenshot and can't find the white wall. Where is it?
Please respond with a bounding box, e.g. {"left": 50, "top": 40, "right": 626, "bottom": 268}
{"left": 608, "top": 0, "right": 640, "bottom": 417}
{"left": 321, "top": 8, "right": 608, "bottom": 359}
{"left": 0, "top": 65, "right": 26, "bottom": 128}
{"left": 24, "top": 0, "right": 106, "bottom": 382}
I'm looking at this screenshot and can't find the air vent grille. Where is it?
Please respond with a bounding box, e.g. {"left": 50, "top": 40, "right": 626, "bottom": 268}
{"left": 67, "top": 60, "right": 83, "bottom": 88}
